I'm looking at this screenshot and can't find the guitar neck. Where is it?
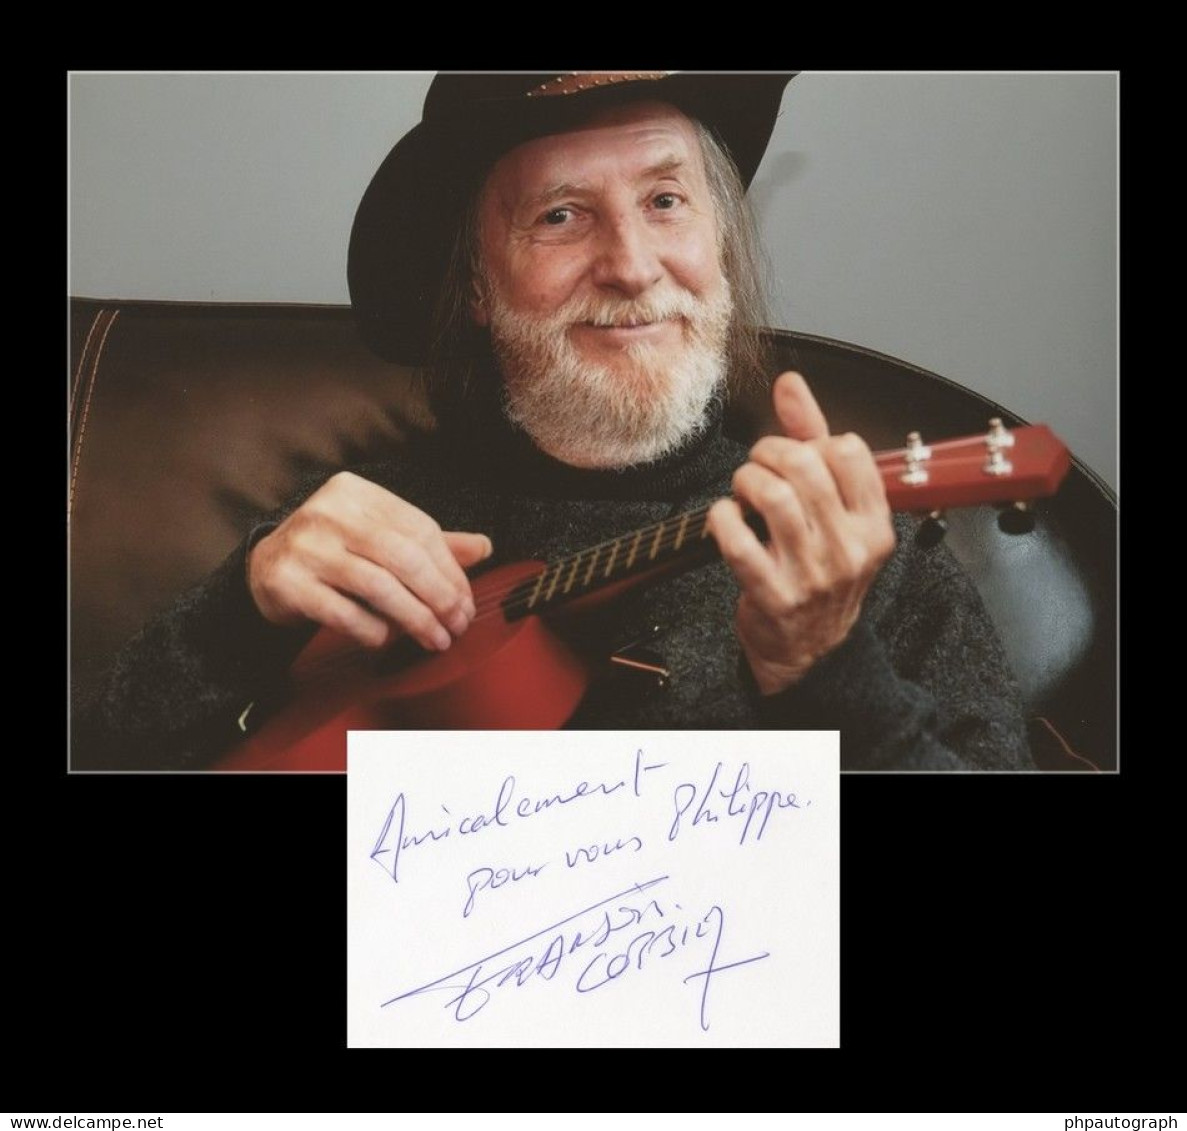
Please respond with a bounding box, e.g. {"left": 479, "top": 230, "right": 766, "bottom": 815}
{"left": 504, "top": 503, "right": 720, "bottom": 620}
{"left": 502, "top": 421, "right": 1071, "bottom": 621}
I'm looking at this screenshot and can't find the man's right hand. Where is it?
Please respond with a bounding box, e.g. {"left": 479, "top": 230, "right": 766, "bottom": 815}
{"left": 247, "top": 471, "right": 493, "bottom": 652}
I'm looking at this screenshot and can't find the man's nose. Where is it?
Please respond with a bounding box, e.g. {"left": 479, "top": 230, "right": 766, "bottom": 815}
{"left": 590, "top": 211, "right": 663, "bottom": 297}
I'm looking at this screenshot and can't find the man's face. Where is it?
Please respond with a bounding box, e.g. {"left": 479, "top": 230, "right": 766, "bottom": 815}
{"left": 473, "top": 101, "right": 733, "bottom": 468}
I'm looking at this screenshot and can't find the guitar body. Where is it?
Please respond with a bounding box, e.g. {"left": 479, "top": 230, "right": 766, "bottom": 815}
{"left": 216, "top": 562, "right": 591, "bottom": 771}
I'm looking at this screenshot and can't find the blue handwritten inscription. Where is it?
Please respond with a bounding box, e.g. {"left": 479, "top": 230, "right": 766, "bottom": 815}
{"left": 369, "top": 749, "right": 667, "bottom": 883}
{"left": 669, "top": 761, "right": 808, "bottom": 846}
{"left": 461, "top": 836, "right": 643, "bottom": 918}
{"left": 383, "top": 876, "right": 768, "bottom": 1031}
{"left": 564, "top": 835, "right": 643, "bottom": 870}
{"left": 463, "top": 861, "right": 546, "bottom": 919}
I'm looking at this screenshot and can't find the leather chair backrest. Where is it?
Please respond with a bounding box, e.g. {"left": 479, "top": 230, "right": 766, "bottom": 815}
{"left": 70, "top": 299, "right": 1117, "bottom": 769}
{"left": 757, "top": 332, "right": 1117, "bottom": 770}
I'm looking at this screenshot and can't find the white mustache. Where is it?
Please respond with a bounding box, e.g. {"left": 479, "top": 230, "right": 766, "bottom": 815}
{"left": 562, "top": 290, "right": 703, "bottom": 329}
{"left": 477, "top": 280, "right": 701, "bottom": 333}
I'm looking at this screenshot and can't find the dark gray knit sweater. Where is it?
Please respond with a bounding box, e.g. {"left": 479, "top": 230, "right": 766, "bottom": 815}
{"left": 74, "top": 418, "right": 1033, "bottom": 772}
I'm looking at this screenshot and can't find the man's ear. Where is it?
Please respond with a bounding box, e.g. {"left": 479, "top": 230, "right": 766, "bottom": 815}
{"left": 469, "top": 277, "right": 490, "bottom": 327}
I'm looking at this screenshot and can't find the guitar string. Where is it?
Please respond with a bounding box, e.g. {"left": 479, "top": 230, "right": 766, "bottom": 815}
{"left": 873, "top": 435, "right": 1009, "bottom": 462}
{"left": 290, "top": 507, "right": 715, "bottom": 684}
{"left": 468, "top": 446, "right": 1020, "bottom": 620}
{"left": 292, "top": 507, "right": 713, "bottom": 682}
{"left": 305, "top": 439, "right": 1042, "bottom": 686}
{"left": 292, "top": 441, "right": 1025, "bottom": 682}
{"left": 317, "top": 437, "right": 1031, "bottom": 653}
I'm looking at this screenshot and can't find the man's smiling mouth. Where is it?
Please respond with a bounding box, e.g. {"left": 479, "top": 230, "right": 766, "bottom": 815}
{"left": 580, "top": 317, "right": 677, "bottom": 334}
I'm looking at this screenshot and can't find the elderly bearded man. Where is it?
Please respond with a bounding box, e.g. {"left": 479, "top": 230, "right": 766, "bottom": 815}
{"left": 74, "top": 73, "right": 1032, "bottom": 771}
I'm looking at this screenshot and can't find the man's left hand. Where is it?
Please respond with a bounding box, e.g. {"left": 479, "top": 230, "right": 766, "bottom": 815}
{"left": 706, "top": 370, "right": 896, "bottom": 696}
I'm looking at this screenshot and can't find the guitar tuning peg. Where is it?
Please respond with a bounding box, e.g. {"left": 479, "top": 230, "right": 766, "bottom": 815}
{"left": 983, "top": 417, "right": 1015, "bottom": 476}
{"left": 915, "top": 510, "right": 948, "bottom": 549}
{"left": 997, "top": 501, "right": 1036, "bottom": 535}
{"left": 901, "top": 430, "right": 931, "bottom": 485}
{"left": 986, "top": 417, "right": 1015, "bottom": 447}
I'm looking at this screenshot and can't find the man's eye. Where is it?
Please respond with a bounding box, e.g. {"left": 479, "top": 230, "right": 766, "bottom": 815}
{"left": 653, "top": 193, "right": 680, "bottom": 210}
{"left": 541, "top": 208, "right": 573, "bottom": 225}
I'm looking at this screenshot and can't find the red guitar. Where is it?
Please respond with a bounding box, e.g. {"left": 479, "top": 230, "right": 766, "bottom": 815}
{"left": 215, "top": 421, "right": 1070, "bottom": 771}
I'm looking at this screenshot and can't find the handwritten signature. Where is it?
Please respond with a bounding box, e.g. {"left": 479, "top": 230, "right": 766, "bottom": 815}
{"left": 382, "top": 876, "right": 769, "bottom": 1031}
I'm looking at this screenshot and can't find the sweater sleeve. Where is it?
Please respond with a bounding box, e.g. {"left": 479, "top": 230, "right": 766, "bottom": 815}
{"left": 748, "top": 525, "right": 1034, "bottom": 772}
{"left": 71, "top": 524, "right": 315, "bottom": 772}
{"left": 69, "top": 458, "right": 445, "bottom": 772}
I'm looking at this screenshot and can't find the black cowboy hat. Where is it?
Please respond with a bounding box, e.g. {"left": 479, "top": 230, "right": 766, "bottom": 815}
{"left": 347, "top": 71, "right": 796, "bottom": 365}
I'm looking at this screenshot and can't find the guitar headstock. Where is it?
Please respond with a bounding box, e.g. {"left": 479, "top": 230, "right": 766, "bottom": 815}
{"left": 877, "top": 420, "right": 1070, "bottom": 513}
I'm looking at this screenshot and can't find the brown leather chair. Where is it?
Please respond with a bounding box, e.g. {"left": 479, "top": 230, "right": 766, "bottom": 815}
{"left": 69, "top": 298, "right": 1117, "bottom": 769}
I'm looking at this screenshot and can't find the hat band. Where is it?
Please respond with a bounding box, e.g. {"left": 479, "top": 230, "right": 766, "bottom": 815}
{"left": 526, "top": 72, "right": 672, "bottom": 98}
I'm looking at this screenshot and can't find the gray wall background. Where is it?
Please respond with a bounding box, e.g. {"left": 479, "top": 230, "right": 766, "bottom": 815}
{"left": 69, "top": 71, "right": 1118, "bottom": 488}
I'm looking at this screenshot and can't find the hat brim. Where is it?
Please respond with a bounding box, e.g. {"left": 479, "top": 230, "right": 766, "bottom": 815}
{"left": 348, "top": 72, "right": 796, "bottom": 365}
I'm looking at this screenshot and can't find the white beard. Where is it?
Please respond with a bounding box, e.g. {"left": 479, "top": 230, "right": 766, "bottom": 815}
{"left": 485, "top": 280, "right": 734, "bottom": 469}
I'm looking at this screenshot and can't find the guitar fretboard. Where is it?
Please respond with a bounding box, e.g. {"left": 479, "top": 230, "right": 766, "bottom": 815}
{"left": 498, "top": 421, "right": 1070, "bottom": 622}
{"left": 503, "top": 503, "right": 722, "bottom": 620}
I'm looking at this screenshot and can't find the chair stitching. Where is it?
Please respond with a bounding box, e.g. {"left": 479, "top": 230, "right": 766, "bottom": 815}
{"left": 1032, "top": 715, "right": 1102, "bottom": 772}
{"left": 68, "top": 309, "right": 120, "bottom": 519}
{"left": 70, "top": 309, "right": 105, "bottom": 423}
